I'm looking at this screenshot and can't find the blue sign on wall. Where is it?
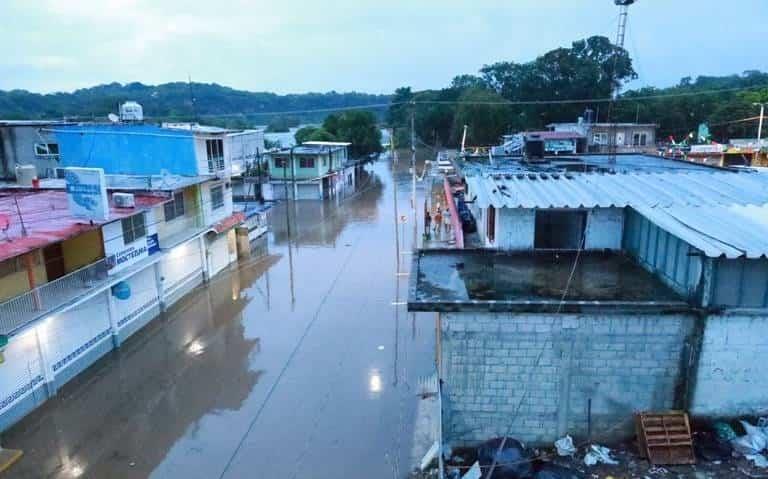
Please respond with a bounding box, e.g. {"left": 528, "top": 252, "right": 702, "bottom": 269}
{"left": 147, "top": 233, "right": 160, "bottom": 255}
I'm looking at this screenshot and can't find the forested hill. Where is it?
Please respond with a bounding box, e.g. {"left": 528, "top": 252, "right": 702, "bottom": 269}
{"left": 0, "top": 82, "right": 391, "bottom": 127}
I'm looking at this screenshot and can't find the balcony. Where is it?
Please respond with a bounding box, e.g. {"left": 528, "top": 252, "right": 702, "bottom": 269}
{"left": 157, "top": 214, "right": 206, "bottom": 250}
{"left": 0, "top": 259, "right": 110, "bottom": 335}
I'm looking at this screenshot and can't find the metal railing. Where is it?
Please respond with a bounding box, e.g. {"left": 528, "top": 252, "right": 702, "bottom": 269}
{"left": 0, "top": 258, "right": 110, "bottom": 335}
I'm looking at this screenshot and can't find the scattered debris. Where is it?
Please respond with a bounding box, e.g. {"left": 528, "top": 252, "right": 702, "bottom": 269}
{"left": 555, "top": 436, "right": 577, "bottom": 457}
{"left": 533, "top": 462, "right": 585, "bottom": 479}
{"left": 732, "top": 420, "right": 768, "bottom": 456}
{"left": 746, "top": 454, "right": 768, "bottom": 469}
{"left": 583, "top": 445, "right": 618, "bottom": 466}
{"left": 477, "top": 437, "right": 534, "bottom": 479}
{"left": 420, "top": 441, "right": 439, "bottom": 471}
{"left": 461, "top": 461, "right": 482, "bottom": 479}
{"left": 714, "top": 422, "right": 738, "bottom": 442}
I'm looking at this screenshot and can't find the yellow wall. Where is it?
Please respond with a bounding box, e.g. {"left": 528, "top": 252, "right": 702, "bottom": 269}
{"left": 62, "top": 229, "right": 104, "bottom": 273}
{"left": 0, "top": 251, "right": 48, "bottom": 302}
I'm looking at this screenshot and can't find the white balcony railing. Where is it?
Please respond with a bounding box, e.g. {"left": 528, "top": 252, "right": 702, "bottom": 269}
{"left": 0, "top": 259, "right": 110, "bottom": 335}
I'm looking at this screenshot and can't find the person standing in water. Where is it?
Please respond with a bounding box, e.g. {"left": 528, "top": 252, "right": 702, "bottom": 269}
{"left": 425, "top": 210, "right": 432, "bottom": 236}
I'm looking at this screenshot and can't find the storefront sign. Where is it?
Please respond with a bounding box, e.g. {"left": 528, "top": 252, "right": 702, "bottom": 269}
{"left": 147, "top": 233, "right": 160, "bottom": 255}
{"left": 64, "top": 167, "right": 109, "bottom": 221}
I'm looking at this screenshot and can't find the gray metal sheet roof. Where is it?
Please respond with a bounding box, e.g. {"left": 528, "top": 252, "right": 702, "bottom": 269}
{"left": 466, "top": 171, "right": 768, "bottom": 210}
{"left": 635, "top": 204, "right": 768, "bottom": 259}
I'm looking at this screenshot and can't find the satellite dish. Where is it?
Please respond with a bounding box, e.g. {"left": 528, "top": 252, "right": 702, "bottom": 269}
{"left": 108, "top": 113, "right": 119, "bottom": 123}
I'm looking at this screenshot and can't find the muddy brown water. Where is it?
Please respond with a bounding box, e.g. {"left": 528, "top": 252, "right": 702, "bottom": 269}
{"left": 2, "top": 155, "right": 437, "bottom": 479}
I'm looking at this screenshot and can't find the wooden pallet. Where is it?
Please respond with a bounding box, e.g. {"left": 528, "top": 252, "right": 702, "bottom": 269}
{"left": 635, "top": 411, "right": 696, "bottom": 465}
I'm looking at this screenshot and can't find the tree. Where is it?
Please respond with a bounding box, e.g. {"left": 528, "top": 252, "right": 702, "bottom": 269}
{"left": 323, "top": 110, "right": 382, "bottom": 157}
{"left": 452, "top": 88, "right": 512, "bottom": 146}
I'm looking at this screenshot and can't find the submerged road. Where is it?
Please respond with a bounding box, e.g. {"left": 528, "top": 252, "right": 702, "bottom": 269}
{"left": 3, "top": 155, "right": 437, "bottom": 478}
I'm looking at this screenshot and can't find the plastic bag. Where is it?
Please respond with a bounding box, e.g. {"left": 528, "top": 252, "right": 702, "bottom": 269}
{"left": 713, "top": 422, "right": 737, "bottom": 442}
{"left": 746, "top": 454, "right": 768, "bottom": 468}
{"left": 554, "top": 435, "right": 577, "bottom": 457}
{"left": 583, "top": 445, "right": 618, "bottom": 466}
{"left": 732, "top": 420, "right": 768, "bottom": 456}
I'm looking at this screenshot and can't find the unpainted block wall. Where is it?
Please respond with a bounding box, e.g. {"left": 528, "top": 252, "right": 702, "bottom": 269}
{"left": 691, "top": 314, "right": 768, "bottom": 417}
{"left": 441, "top": 312, "right": 696, "bottom": 446}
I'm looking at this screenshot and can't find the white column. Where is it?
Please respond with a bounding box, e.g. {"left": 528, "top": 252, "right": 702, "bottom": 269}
{"left": 105, "top": 289, "right": 121, "bottom": 348}
{"left": 34, "top": 321, "right": 56, "bottom": 396}
{"left": 199, "top": 235, "right": 209, "bottom": 282}
{"left": 154, "top": 261, "right": 166, "bottom": 312}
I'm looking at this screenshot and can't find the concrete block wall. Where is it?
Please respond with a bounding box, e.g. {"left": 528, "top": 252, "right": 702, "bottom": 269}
{"left": 441, "top": 312, "right": 695, "bottom": 446}
{"left": 691, "top": 314, "right": 768, "bottom": 417}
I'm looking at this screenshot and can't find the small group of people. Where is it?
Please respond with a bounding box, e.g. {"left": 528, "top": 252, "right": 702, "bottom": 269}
{"left": 425, "top": 204, "right": 451, "bottom": 238}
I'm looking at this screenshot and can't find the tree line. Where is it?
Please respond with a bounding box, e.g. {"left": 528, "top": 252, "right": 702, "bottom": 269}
{"left": 0, "top": 81, "right": 390, "bottom": 128}
{"left": 386, "top": 35, "right": 768, "bottom": 147}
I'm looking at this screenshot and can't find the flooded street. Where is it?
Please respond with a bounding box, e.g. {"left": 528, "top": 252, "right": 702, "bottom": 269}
{"left": 2, "top": 155, "right": 437, "bottom": 478}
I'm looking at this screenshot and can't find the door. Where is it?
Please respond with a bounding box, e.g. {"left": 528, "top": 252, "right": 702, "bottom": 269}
{"left": 43, "top": 243, "right": 66, "bottom": 280}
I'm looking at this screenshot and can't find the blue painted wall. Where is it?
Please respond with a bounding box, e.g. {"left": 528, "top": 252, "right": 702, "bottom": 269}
{"left": 55, "top": 125, "right": 198, "bottom": 176}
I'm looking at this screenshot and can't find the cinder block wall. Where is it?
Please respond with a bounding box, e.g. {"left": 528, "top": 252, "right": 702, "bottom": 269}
{"left": 441, "top": 312, "right": 696, "bottom": 446}
{"left": 691, "top": 314, "right": 768, "bottom": 417}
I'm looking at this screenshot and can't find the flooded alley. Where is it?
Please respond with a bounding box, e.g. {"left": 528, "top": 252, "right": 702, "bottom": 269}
{"left": 2, "top": 154, "right": 437, "bottom": 479}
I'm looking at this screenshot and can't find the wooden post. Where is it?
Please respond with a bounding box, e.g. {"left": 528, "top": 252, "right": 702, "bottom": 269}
{"left": 24, "top": 253, "right": 42, "bottom": 310}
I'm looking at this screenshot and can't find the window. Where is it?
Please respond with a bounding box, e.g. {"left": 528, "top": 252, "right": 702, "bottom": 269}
{"left": 206, "top": 139, "right": 225, "bottom": 172}
{"left": 323, "top": 157, "right": 328, "bottom": 167}
{"left": 487, "top": 206, "right": 496, "bottom": 244}
{"left": 34, "top": 143, "right": 59, "bottom": 156}
{"left": 122, "top": 213, "right": 146, "bottom": 244}
{"left": 632, "top": 133, "right": 648, "bottom": 146}
{"left": 211, "top": 185, "right": 224, "bottom": 210}
{"left": 163, "top": 192, "right": 185, "bottom": 221}
{"left": 274, "top": 157, "right": 288, "bottom": 168}
{"left": 592, "top": 132, "right": 608, "bottom": 145}
{"left": 534, "top": 210, "right": 587, "bottom": 249}
{"left": 299, "top": 157, "right": 315, "bottom": 169}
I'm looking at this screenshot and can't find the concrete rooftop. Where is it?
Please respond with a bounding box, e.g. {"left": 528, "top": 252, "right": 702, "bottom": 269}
{"left": 408, "top": 249, "right": 689, "bottom": 313}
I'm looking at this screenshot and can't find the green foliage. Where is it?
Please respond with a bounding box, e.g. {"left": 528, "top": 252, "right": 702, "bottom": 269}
{"left": 265, "top": 116, "right": 300, "bottom": 132}
{"left": 323, "top": 110, "right": 382, "bottom": 157}
{"left": 0, "top": 82, "right": 391, "bottom": 123}
{"left": 388, "top": 35, "right": 768, "bottom": 146}
{"left": 452, "top": 89, "right": 513, "bottom": 145}
{"left": 295, "top": 126, "right": 337, "bottom": 143}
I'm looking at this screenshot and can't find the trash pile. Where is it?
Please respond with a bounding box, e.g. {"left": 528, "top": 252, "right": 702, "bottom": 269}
{"left": 440, "top": 436, "right": 585, "bottom": 479}
{"left": 416, "top": 416, "right": 768, "bottom": 479}
{"left": 714, "top": 418, "right": 768, "bottom": 468}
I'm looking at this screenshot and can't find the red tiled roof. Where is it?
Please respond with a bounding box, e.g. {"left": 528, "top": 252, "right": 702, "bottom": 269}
{"left": 0, "top": 190, "right": 167, "bottom": 262}
{"left": 213, "top": 212, "right": 245, "bottom": 234}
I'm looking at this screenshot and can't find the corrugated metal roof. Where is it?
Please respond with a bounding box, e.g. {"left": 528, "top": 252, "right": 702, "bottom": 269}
{"left": 467, "top": 171, "right": 768, "bottom": 210}
{"left": 636, "top": 204, "right": 768, "bottom": 259}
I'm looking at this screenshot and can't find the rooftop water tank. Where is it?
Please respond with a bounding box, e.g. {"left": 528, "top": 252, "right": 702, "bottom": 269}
{"left": 120, "top": 101, "right": 144, "bottom": 122}
{"left": 15, "top": 164, "right": 37, "bottom": 186}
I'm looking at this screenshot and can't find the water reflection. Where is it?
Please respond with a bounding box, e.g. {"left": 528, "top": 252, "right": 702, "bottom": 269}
{"left": 3, "top": 252, "right": 278, "bottom": 479}
{"left": 270, "top": 166, "right": 384, "bottom": 247}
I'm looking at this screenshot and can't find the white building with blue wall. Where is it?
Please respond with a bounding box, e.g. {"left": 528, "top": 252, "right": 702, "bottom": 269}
{"left": 0, "top": 122, "right": 250, "bottom": 431}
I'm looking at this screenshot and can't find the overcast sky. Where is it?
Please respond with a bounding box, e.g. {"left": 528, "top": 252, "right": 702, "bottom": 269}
{"left": 2, "top": 0, "right": 766, "bottom": 95}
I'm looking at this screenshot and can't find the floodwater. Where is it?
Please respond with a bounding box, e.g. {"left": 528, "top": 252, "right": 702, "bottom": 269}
{"left": 2, "top": 154, "right": 437, "bottom": 478}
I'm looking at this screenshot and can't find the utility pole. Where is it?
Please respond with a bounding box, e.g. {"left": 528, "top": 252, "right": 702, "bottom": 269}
{"left": 607, "top": 0, "right": 636, "bottom": 164}
{"left": 755, "top": 102, "right": 765, "bottom": 148}
{"left": 410, "top": 102, "right": 417, "bottom": 248}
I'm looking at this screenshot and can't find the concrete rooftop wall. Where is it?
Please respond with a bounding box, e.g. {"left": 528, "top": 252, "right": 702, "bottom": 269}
{"left": 440, "top": 311, "right": 696, "bottom": 446}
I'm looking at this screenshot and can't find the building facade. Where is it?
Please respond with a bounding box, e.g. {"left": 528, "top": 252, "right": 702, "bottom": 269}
{"left": 0, "top": 121, "right": 248, "bottom": 432}
{"left": 264, "top": 142, "right": 354, "bottom": 200}
{"left": 412, "top": 156, "right": 768, "bottom": 447}
{"left": 548, "top": 120, "right": 657, "bottom": 154}
{"left": 0, "top": 121, "right": 71, "bottom": 180}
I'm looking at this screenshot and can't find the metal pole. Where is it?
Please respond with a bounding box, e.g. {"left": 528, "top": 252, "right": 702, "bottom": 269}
{"left": 757, "top": 103, "right": 765, "bottom": 147}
